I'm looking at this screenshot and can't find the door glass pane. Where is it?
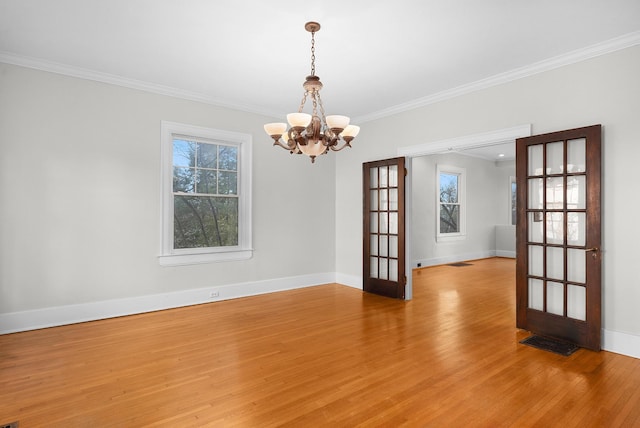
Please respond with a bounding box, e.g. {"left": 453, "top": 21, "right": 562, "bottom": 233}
{"left": 380, "top": 189, "right": 389, "bottom": 211}
{"left": 528, "top": 212, "right": 543, "bottom": 243}
{"left": 547, "top": 247, "right": 564, "bottom": 280}
{"left": 547, "top": 281, "right": 564, "bottom": 316}
{"left": 380, "top": 213, "right": 388, "bottom": 233}
{"left": 370, "top": 236, "right": 378, "bottom": 256}
{"left": 567, "top": 212, "right": 586, "bottom": 246}
{"left": 389, "top": 212, "right": 398, "bottom": 234}
{"left": 546, "top": 141, "right": 564, "bottom": 174}
{"left": 546, "top": 212, "right": 564, "bottom": 245}
{"left": 370, "top": 257, "right": 378, "bottom": 278}
{"left": 567, "top": 176, "right": 586, "bottom": 209}
{"left": 370, "top": 167, "right": 378, "bottom": 188}
{"left": 528, "top": 144, "right": 543, "bottom": 176}
{"left": 389, "top": 259, "right": 398, "bottom": 282}
{"left": 379, "top": 235, "right": 388, "bottom": 257}
{"left": 528, "top": 178, "right": 543, "bottom": 209}
{"left": 389, "top": 235, "right": 398, "bottom": 258}
{"left": 370, "top": 190, "right": 379, "bottom": 211}
{"left": 389, "top": 188, "right": 398, "bottom": 211}
{"left": 567, "top": 249, "right": 586, "bottom": 283}
{"left": 528, "top": 278, "right": 544, "bottom": 310}
{"left": 528, "top": 245, "right": 544, "bottom": 277}
{"left": 379, "top": 258, "right": 388, "bottom": 280}
{"left": 380, "top": 166, "right": 388, "bottom": 188}
{"left": 546, "top": 177, "right": 564, "bottom": 209}
{"left": 370, "top": 213, "right": 378, "bottom": 233}
{"left": 389, "top": 165, "right": 398, "bottom": 187}
{"left": 567, "top": 285, "right": 586, "bottom": 321}
{"left": 567, "top": 138, "right": 586, "bottom": 173}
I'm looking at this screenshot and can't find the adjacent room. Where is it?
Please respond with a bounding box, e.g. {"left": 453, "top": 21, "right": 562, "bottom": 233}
{"left": 1, "top": 1, "right": 640, "bottom": 425}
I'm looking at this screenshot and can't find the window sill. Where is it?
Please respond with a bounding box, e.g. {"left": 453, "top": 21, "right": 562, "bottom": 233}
{"left": 158, "top": 249, "right": 253, "bottom": 266}
{"left": 436, "top": 234, "right": 467, "bottom": 243}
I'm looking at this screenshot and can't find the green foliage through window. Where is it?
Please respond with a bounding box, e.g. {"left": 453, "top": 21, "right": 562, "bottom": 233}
{"left": 172, "top": 138, "right": 239, "bottom": 249}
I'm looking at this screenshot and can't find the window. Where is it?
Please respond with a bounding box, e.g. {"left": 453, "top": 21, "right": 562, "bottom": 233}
{"left": 159, "top": 121, "right": 252, "bottom": 266}
{"left": 510, "top": 176, "right": 517, "bottom": 226}
{"left": 436, "top": 165, "right": 466, "bottom": 241}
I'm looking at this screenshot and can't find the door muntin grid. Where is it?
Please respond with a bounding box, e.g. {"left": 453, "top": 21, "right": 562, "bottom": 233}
{"left": 526, "top": 138, "right": 587, "bottom": 321}
{"left": 369, "top": 164, "right": 400, "bottom": 282}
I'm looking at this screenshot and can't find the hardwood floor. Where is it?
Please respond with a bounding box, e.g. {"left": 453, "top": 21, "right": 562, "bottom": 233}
{"left": 2, "top": 257, "right": 640, "bottom": 427}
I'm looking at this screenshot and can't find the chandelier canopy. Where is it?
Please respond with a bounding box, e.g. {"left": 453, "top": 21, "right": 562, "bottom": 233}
{"left": 264, "top": 22, "right": 360, "bottom": 163}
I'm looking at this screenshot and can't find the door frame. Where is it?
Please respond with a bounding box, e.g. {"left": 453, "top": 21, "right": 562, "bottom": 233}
{"left": 396, "top": 124, "right": 532, "bottom": 300}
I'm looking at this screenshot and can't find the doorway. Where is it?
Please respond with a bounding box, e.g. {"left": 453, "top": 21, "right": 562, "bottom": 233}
{"left": 400, "top": 125, "right": 532, "bottom": 299}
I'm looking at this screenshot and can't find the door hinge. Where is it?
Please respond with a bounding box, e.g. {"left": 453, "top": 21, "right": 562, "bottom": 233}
{"left": 404, "top": 167, "right": 408, "bottom": 176}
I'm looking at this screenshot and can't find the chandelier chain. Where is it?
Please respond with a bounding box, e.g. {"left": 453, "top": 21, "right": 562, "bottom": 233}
{"left": 298, "top": 91, "right": 308, "bottom": 114}
{"left": 310, "top": 30, "right": 316, "bottom": 76}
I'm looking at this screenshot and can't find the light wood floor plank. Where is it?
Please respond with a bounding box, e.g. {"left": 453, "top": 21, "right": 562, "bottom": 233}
{"left": 1, "top": 258, "right": 640, "bottom": 426}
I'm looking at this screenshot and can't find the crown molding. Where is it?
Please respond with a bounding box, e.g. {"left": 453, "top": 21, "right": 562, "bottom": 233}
{"left": 2, "top": 30, "right": 639, "bottom": 124}
{"left": 0, "top": 51, "right": 280, "bottom": 119}
{"left": 398, "top": 124, "right": 531, "bottom": 158}
{"left": 354, "top": 30, "right": 640, "bottom": 124}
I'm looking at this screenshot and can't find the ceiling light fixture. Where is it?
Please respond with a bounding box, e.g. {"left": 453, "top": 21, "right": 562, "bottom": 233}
{"left": 264, "top": 22, "right": 359, "bottom": 163}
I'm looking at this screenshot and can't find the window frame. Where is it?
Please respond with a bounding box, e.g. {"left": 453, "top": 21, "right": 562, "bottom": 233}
{"left": 159, "top": 121, "right": 252, "bottom": 266}
{"left": 436, "top": 164, "right": 466, "bottom": 242}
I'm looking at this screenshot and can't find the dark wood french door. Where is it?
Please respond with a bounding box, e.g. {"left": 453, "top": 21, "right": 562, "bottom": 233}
{"left": 516, "top": 125, "right": 602, "bottom": 350}
{"left": 363, "top": 157, "right": 406, "bottom": 299}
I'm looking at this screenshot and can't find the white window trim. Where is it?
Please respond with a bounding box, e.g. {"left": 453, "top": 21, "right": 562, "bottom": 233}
{"left": 159, "top": 121, "right": 252, "bottom": 266}
{"left": 436, "top": 164, "right": 466, "bottom": 242}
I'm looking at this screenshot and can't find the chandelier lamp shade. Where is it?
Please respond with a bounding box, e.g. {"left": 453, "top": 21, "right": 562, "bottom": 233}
{"left": 264, "top": 22, "right": 360, "bottom": 163}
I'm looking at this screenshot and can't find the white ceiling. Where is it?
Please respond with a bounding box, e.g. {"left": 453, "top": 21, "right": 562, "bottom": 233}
{"left": 1, "top": 1, "right": 639, "bottom": 124}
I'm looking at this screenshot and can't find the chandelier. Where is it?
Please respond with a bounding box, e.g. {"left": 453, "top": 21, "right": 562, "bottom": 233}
{"left": 264, "top": 22, "right": 360, "bottom": 163}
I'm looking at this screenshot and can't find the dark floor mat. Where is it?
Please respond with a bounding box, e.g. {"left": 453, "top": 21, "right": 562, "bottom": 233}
{"left": 448, "top": 262, "right": 472, "bottom": 267}
{"left": 520, "top": 335, "right": 579, "bottom": 356}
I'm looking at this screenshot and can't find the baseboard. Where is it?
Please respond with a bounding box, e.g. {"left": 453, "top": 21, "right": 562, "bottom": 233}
{"left": 335, "top": 273, "right": 362, "bottom": 289}
{"left": 0, "top": 272, "right": 336, "bottom": 334}
{"left": 602, "top": 329, "right": 640, "bottom": 359}
{"left": 414, "top": 251, "right": 496, "bottom": 268}
{"left": 495, "top": 250, "right": 516, "bottom": 258}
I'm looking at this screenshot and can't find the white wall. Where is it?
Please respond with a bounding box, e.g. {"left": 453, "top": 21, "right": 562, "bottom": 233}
{"left": 335, "top": 45, "right": 640, "bottom": 352}
{"left": 0, "top": 64, "right": 336, "bottom": 323}
{"left": 411, "top": 153, "right": 511, "bottom": 266}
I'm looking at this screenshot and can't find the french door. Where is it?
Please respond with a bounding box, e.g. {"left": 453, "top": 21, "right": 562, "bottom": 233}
{"left": 516, "top": 125, "right": 602, "bottom": 350}
{"left": 363, "top": 157, "right": 406, "bottom": 299}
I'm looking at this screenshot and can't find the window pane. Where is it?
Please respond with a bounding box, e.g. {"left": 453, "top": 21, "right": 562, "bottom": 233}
{"left": 173, "top": 167, "right": 195, "bottom": 192}
{"left": 546, "top": 141, "right": 564, "bottom": 174}
{"left": 197, "top": 143, "right": 218, "bottom": 168}
{"left": 528, "top": 144, "right": 543, "bottom": 176}
{"left": 196, "top": 169, "right": 217, "bottom": 194}
{"left": 218, "top": 171, "right": 238, "bottom": 195}
{"left": 219, "top": 145, "right": 238, "bottom": 171}
{"left": 389, "top": 165, "right": 398, "bottom": 187}
{"left": 511, "top": 180, "right": 517, "bottom": 225}
{"left": 440, "top": 204, "right": 459, "bottom": 233}
{"left": 547, "top": 281, "right": 564, "bottom": 316}
{"left": 174, "top": 195, "right": 238, "bottom": 249}
{"left": 440, "top": 173, "right": 458, "bottom": 203}
{"left": 173, "top": 139, "right": 195, "bottom": 167}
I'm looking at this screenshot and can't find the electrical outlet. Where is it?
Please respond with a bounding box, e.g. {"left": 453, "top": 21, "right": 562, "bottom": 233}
{"left": 209, "top": 291, "right": 219, "bottom": 298}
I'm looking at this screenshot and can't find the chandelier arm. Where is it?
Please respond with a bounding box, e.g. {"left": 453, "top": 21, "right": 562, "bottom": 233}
{"left": 328, "top": 140, "right": 352, "bottom": 152}
{"left": 272, "top": 139, "right": 295, "bottom": 151}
